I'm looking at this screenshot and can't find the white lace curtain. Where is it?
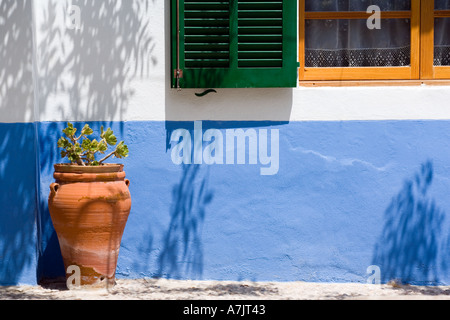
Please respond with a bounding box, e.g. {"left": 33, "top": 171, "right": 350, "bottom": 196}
{"left": 305, "top": 0, "right": 450, "bottom": 67}
{"left": 435, "top": 0, "right": 450, "bottom": 66}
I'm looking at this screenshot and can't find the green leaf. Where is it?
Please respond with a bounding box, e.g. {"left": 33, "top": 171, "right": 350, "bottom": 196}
{"left": 74, "top": 143, "right": 82, "bottom": 155}
{"left": 102, "top": 128, "right": 118, "bottom": 146}
{"left": 85, "top": 153, "right": 95, "bottom": 162}
{"left": 98, "top": 141, "right": 108, "bottom": 153}
{"left": 114, "top": 141, "right": 129, "bottom": 159}
{"left": 106, "top": 134, "right": 117, "bottom": 146}
{"left": 81, "top": 138, "right": 92, "bottom": 151}
{"left": 90, "top": 139, "right": 99, "bottom": 151}
{"left": 57, "top": 137, "right": 71, "bottom": 149}
{"left": 81, "top": 124, "right": 94, "bottom": 136}
{"left": 62, "top": 122, "right": 77, "bottom": 138}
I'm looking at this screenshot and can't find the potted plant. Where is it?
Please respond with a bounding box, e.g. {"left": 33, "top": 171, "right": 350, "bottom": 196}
{"left": 48, "top": 123, "right": 131, "bottom": 288}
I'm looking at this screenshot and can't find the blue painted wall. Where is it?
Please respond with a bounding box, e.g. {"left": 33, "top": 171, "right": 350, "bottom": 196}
{"left": 33, "top": 120, "right": 450, "bottom": 286}
{"left": 0, "top": 123, "right": 38, "bottom": 285}
{"left": 1, "top": 120, "right": 449, "bottom": 285}
{"left": 1, "top": 0, "right": 449, "bottom": 288}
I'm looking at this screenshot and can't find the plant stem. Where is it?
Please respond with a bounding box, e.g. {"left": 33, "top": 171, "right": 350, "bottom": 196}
{"left": 69, "top": 135, "right": 77, "bottom": 144}
{"left": 76, "top": 157, "right": 86, "bottom": 166}
{"left": 98, "top": 151, "right": 115, "bottom": 164}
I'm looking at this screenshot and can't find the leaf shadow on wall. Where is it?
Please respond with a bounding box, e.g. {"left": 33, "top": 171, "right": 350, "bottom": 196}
{"left": 36, "top": 0, "right": 155, "bottom": 124}
{"left": 0, "top": 0, "right": 38, "bottom": 285}
{"left": 155, "top": 164, "right": 214, "bottom": 280}
{"left": 372, "top": 160, "right": 449, "bottom": 285}
{"left": 0, "top": 124, "right": 38, "bottom": 285}
{"left": 35, "top": 0, "right": 156, "bottom": 282}
{"left": 158, "top": 120, "right": 288, "bottom": 280}
{"left": 37, "top": 0, "right": 156, "bottom": 174}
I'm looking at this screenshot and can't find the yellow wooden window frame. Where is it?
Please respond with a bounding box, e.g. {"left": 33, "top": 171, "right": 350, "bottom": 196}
{"left": 299, "top": 0, "right": 450, "bottom": 82}
{"left": 421, "top": 1, "right": 450, "bottom": 79}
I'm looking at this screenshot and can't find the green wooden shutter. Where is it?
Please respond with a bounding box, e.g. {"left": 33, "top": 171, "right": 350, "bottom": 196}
{"left": 172, "top": 0, "right": 298, "bottom": 89}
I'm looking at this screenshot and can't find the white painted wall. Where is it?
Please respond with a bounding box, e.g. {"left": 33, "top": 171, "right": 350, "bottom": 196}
{"left": 0, "top": 0, "right": 36, "bottom": 123}
{"left": 3, "top": 0, "right": 450, "bottom": 124}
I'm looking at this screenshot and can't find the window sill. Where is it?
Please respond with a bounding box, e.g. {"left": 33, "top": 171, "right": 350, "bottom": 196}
{"left": 299, "top": 80, "right": 450, "bottom": 87}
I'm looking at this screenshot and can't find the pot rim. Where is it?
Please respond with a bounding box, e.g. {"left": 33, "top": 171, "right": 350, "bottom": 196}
{"left": 54, "top": 163, "right": 124, "bottom": 174}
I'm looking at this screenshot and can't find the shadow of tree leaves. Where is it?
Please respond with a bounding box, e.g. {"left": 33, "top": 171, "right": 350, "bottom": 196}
{"left": 156, "top": 164, "right": 214, "bottom": 280}
{"left": 0, "top": 0, "right": 38, "bottom": 285}
{"left": 372, "top": 160, "right": 449, "bottom": 285}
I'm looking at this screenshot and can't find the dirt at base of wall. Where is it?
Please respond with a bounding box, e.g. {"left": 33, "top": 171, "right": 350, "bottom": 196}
{"left": 1, "top": 278, "right": 449, "bottom": 300}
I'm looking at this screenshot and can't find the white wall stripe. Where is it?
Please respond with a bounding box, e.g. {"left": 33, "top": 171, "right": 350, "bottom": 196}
{"left": 1, "top": 0, "right": 450, "bottom": 124}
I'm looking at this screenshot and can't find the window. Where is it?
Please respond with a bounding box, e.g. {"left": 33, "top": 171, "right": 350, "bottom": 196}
{"left": 299, "top": 0, "right": 450, "bottom": 81}
{"left": 171, "top": 0, "right": 298, "bottom": 89}
{"left": 423, "top": 0, "right": 450, "bottom": 79}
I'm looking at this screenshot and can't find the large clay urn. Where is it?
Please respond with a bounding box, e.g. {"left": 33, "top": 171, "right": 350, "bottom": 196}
{"left": 48, "top": 164, "right": 131, "bottom": 288}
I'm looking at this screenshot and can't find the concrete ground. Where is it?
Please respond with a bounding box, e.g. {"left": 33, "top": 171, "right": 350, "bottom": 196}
{"left": 1, "top": 278, "right": 450, "bottom": 300}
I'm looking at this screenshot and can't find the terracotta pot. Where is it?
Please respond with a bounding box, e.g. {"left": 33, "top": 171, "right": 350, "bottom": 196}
{"left": 48, "top": 164, "right": 131, "bottom": 288}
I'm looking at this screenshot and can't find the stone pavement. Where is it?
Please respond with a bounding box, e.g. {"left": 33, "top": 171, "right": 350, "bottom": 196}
{"left": 1, "top": 278, "right": 450, "bottom": 300}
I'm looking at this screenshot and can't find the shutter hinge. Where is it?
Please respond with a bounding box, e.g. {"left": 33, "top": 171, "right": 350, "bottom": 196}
{"left": 174, "top": 69, "right": 183, "bottom": 90}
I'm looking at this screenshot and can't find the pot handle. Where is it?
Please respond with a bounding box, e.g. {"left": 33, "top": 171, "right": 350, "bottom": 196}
{"left": 125, "top": 179, "right": 130, "bottom": 188}
{"left": 50, "top": 183, "right": 60, "bottom": 195}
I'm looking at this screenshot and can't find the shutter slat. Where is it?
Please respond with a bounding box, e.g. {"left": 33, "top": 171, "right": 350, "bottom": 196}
{"left": 185, "top": 11, "right": 229, "bottom": 18}
{"left": 238, "top": 2, "right": 283, "bottom": 11}
{"left": 238, "top": 11, "right": 282, "bottom": 18}
{"left": 238, "top": 51, "right": 282, "bottom": 59}
{"left": 238, "top": 27, "right": 283, "bottom": 35}
{"left": 185, "top": 35, "right": 229, "bottom": 42}
{"left": 185, "top": 19, "right": 230, "bottom": 27}
{"left": 238, "top": 35, "right": 283, "bottom": 43}
{"left": 186, "top": 43, "right": 229, "bottom": 51}
{"left": 186, "top": 52, "right": 230, "bottom": 59}
{"left": 185, "top": 3, "right": 229, "bottom": 11}
{"left": 239, "top": 43, "right": 282, "bottom": 51}
{"left": 185, "top": 27, "right": 230, "bottom": 35}
{"left": 239, "top": 18, "right": 282, "bottom": 27}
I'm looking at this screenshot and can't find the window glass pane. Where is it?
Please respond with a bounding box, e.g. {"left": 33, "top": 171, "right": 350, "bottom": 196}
{"left": 435, "top": 0, "right": 450, "bottom": 10}
{"left": 435, "top": 18, "right": 450, "bottom": 66}
{"left": 305, "top": 0, "right": 411, "bottom": 12}
{"left": 305, "top": 19, "right": 411, "bottom": 67}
